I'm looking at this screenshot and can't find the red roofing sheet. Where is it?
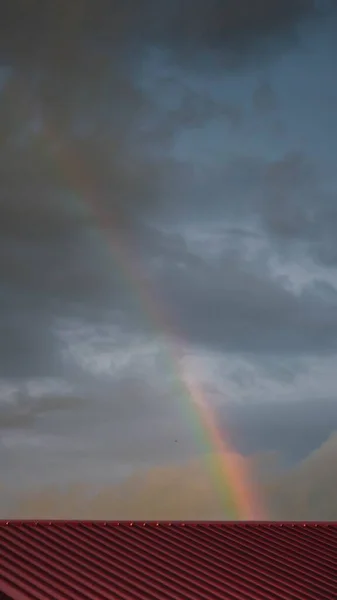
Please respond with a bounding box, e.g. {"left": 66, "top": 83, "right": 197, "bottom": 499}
{"left": 1, "top": 521, "right": 336, "bottom": 600}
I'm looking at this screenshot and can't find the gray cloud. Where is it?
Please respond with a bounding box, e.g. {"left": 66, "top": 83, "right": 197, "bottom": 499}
{"left": 0, "top": 287, "right": 65, "bottom": 379}
{"left": 148, "top": 230, "right": 337, "bottom": 356}
{"left": 2, "top": 147, "right": 337, "bottom": 379}
{"left": 1, "top": 454, "right": 257, "bottom": 520}
{"left": 0, "top": 391, "right": 87, "bottom": 428}
{"left": 218, "top": 397, "right": 337, "bottom": 465}
{"left": 1, "top": 0, "right": 337, "bottom": 521}
{"left": 245, "top": 152, "right": 337, "bottom": 267}
{"left": 4, "top": 432, "right": 337, "bottom": 520}
{"left": 267, "top": 431, "right": 337, "bottom": 520}
{"left": 166, "top": 150, "right": 337, "bottom": 268}
{"left": 252, "top": 80, "right": 278, "bottom": 114}
{"left": 0, "top": 369, "right": 199, "bottom": 504}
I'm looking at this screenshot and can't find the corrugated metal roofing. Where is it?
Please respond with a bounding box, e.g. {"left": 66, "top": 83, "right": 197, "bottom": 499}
{"left": 1, "top": 522, "right": 336, "bottom": 600}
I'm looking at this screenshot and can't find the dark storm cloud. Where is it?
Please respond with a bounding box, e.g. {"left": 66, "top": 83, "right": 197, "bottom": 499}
{"left": 0, "top": 0, "right": 325, "bottom": 251}
{"left": 0, "top": 0, "right": 332, "bottom": 381}
{"left": 148, "top": 0, "right": 318, "bottom": 64}
{"left": 0, "top": 1, "right": 318, "bottom": 67}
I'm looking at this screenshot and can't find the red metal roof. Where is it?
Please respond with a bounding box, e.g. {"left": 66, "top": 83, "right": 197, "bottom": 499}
{"left": 1, "top": 521, "right": 336, "bottom": 599}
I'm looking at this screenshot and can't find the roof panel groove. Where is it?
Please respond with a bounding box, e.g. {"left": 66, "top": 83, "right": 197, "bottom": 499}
{"left": 1, "top": 522, "right": 336, "bottom": 600}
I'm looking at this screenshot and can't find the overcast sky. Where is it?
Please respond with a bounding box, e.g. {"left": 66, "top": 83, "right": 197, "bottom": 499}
{"left": 1, "top": 1, "right": 337, "bottom": 518}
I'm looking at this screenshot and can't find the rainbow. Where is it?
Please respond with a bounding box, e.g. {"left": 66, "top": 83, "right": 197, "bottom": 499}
{"left": 41, "top": 127, "right": 265, "bottom": 520}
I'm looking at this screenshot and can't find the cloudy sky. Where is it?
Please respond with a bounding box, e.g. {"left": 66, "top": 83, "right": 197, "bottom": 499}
{"left": 1, "top": 0, "right": 337, "bottom": 519}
